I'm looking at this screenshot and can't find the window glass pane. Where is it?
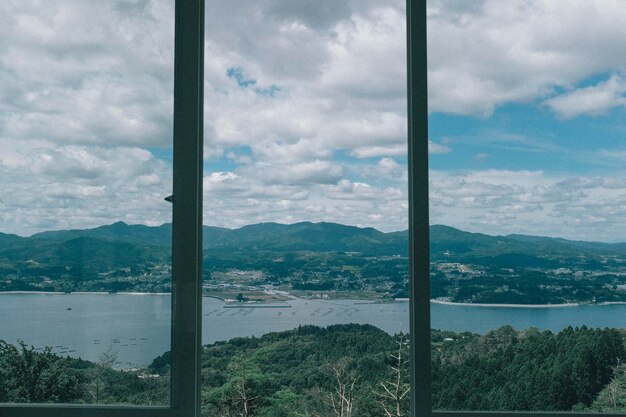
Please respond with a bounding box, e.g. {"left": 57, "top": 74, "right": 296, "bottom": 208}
{"left": 0, "top": 0, "right": 174, "bottom": 405}
{"left": 202, "top": 1, "right": 410, "bottom": 415}
{"left": 429, "top": 0, "right": 626, "bottom": 412}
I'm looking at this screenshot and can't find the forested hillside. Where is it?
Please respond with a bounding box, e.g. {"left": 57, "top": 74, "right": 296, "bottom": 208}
{"left": 1, "top": 324, "right": 625, "bottom": 413}
{"left": 0, "top": 341, "right": 168, "bottom": 404}
{"left": 168, "top": 324, "right": 624, "bottom": 415}
{"left": 432, "top": 325, "right": 625, "bottom": 411}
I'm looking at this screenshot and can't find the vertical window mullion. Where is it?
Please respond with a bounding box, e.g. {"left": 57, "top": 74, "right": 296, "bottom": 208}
{"left": 407, "top": 0, "right": 431, "bottom": 417}
{"left": 170, "top": 0, "right": 205, "bottom": 416}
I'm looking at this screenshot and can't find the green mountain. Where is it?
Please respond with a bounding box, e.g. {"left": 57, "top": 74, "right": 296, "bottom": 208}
{"left": 2, "top": 221, "right": 626, "bottom": 295}
{"left": 430, "top": 225, "right": 526, "bottom": 255}
{"left": 506, "top": 233, "right": 626, "bottom": 254}
{"left": 31, "top": 221, "right": 173, "bottom": 247}
{"left": 19, "top": 221, "right": 626, "bottom": 261}
{"left": 430, "top": 225, "right": 626, "bottom": 269}
{"left": 24, "top": 221, "right": 406, "bottom": 255}
{"left": 0, "top": 232, "right": 28, "bottom": 249}
{"left": 202, "top": 221, "right": 408, "bottom": 254}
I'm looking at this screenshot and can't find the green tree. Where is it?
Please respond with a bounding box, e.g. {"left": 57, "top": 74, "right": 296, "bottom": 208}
{"left": 0, "top": 340, "right": 84, "bottom": 403}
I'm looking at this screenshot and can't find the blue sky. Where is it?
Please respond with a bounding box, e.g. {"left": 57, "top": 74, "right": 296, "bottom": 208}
{"left": 430, "top": 95, "right": 626, "bottom": 175}
{"left": 1, "top": 0, "right": 626, "bottom": 242}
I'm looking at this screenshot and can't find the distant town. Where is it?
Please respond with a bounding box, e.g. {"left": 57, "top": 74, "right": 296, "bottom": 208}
{"left": 1, "top": 221, "right": 626, "bottom": 305}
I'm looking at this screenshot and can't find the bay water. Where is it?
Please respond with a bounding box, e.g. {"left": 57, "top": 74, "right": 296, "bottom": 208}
{"left": 1, "top": 293, "right": 625, "bottom": 367}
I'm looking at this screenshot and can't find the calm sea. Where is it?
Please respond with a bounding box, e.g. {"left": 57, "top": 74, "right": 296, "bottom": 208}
{"left": 1, "top": 293, "right": 625, "bottom": 367}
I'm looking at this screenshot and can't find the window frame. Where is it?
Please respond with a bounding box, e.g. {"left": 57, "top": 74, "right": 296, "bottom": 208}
{"left": 407, "top": 1, "right": 626, "bottom": 417}
{"left": 0, "top": 0, "right": 204, "bottom": 416}
{"left": 3, "top": 0, "right": 623, "bottom": 416}
{"left": 407, "top": 0, "right": 431, "bottom": 416}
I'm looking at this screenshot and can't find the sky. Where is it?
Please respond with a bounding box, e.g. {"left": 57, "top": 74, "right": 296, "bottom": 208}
{"left": 1, "top": 0, "right": 626, "bottom": 242}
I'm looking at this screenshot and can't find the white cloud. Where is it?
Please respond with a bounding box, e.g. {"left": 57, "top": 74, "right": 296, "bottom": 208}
{"left": 376, "top": 158, "right": 404, "bottom": 177}
{"left": 319, "top": 6, "right": 407, "bottom": 102}
{"left": 428, "top": 140, "right": 451, "bottom": 155}
{"left": 428, "top": 0, "right": 626, "bottom": 116}
{"left": 0, "top": 1, "right": 174, "bottom": 146}
{"left": 0, "top": 139, "right": 172, "bottom": 235}
{"left": 202, "top": 171, "right": 408, "bottom": 232}
{"left": 242, "top": 160, "right": 344, "bottom": 186}
{"left": 430, "top": 170, "right": 626, "bottom": 242}
{"left": 545, "top": 75, "right": 626, "bottom": 118}
{"left": 357, "top": 157, "right": 407, "bottom": 183}
{"left": 252, "top": 140, "right": 332, "bottom": 163}
{"left": 0, "top": 1, "right": 175, "bottom": 235}
{"left": 350, "top": 145, "right": 406, "bottom": 158}
{"left": 202, "top": 0, "right": 408, "bottom": 156}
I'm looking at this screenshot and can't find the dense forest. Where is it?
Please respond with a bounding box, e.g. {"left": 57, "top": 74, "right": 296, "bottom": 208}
{"left": 0, "top": 341, "right": 168, "bottom": 405}
{"left": 2, "top": 324, "right": 625, "bottom": 414}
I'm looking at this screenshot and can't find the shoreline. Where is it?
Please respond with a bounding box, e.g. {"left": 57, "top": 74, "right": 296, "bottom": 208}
{"left": 116, "top": 292, "right": 170, "bottom": 296}
{"left": 0, "top": 291, "right": 170, "bottom": 296}
{"left": 430, "top": 299, "right": 579, "bottom": 308}
{"left": 203, "top": 294, "right": 225, "bottom": 301}
{"left": 0, "top": 291, "right": 65, "bottom": 295}
{"left": 1, "top": 291, "right": 624, "bottom": 308}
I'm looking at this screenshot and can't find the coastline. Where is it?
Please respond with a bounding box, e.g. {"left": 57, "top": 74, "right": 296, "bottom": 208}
{"left": 0, "top": 291, "right": 170, "bottom": 296}
{"left": 1, "top": 291, "right": 622, "bottom": 308}
{"left": 0, "top": 291, "right": 65, "bottom": 295}
{"left": 116, "top": 292, "right": 170, "bottom": 296}
{"left": 430, "top": 299, "right": 579, "bottom": 308}
{"left": 203, "top": 294, "right": 225, "bottom": 301}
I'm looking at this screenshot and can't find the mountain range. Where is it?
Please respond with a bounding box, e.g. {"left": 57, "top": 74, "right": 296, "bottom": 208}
{"left": 1, "top": 221, "right": 626, "bottom": 276}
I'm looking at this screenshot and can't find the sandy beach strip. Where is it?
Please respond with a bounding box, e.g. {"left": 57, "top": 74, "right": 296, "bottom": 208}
{"left": 0, "top": 291, "right": 65, "bottom": 295}
{"left": 430, "top": 299, "right": 579, "bottom": 308}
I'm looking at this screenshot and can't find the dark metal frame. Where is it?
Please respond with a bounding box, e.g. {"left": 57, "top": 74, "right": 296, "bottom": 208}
{"left": 3, "top": 0, "right": 623, "bottom": 416}
{"left": 407, "top": 0, "right": 431, "bottom": 416}
{"left": 0, "top": 0, "right": 204, "bottom": 416}
{"left": 407, "top": 1, "right": 626, "bottom": 417}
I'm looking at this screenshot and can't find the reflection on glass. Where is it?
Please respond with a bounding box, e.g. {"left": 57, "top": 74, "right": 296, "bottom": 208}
{"left": 429, "top": 0, "right": 626, "bottom": 412}
{"left": 0, "top": 0, "right": 174, "bottom": 405}
{"left": 201, "top": 0, "right": 409, "bottom": 415}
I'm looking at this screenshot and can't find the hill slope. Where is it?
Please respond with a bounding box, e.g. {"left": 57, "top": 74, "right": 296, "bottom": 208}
{"left": 2, "top": 221, "right": 626, "bottom": 300}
